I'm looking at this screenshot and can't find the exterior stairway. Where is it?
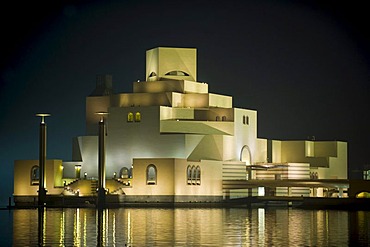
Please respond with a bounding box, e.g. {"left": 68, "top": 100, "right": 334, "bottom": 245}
{"left": 91, "top": 180, "right": 98, "bottom": 194}
{"left": 62, "top": 179, "right": 79, "bottom": 195}
{"left": 109, "top": 178, "right": 130, "bottom": 194}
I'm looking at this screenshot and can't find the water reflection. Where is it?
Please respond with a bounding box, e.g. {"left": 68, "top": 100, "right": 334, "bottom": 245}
{"left": 37, "top": 207, "right": 45, "bottom": 245}
{"left": 10, "top": 207, "right": 370, "bottom": 246}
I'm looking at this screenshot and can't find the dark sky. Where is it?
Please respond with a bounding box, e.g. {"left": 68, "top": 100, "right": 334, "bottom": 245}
{"left": 0, "top": 0, "right": 369, "bottom": 205}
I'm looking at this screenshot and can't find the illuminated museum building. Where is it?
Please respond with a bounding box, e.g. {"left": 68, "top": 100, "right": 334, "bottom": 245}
{"left": 14, "top": 47, "right": 348, "bottom": 203}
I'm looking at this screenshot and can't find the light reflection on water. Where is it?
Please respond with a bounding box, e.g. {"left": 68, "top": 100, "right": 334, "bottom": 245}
{"left": 5, "top": 207, "right": 370, "bottom": 246}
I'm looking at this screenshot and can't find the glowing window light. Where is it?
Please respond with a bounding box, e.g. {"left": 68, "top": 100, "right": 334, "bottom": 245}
{"left": 356, "top": 192, "right": 370, "bottom": 198}
{"left": 127, "top": 112, "right": 134, "bottom": 122}
{"left": 258, "top": 187, "right": 265, "bottom": 196}
{"left": 31, "top": 165, "right": 40, "bottom": 185}
{"left": 135, "top": 112, "right": 141, "bottom": 122}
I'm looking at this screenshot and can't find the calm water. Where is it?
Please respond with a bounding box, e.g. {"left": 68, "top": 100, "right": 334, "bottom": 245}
{"left": 1, "top": 207, "right": 369, "bottom": 246}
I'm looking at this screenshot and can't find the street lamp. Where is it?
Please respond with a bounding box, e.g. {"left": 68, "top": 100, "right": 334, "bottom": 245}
{"left": 36, "top": 113, "right": 50, "bottom": 206}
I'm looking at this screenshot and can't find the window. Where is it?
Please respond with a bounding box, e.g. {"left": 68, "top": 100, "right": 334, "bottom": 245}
{"left": 165, "top": 70, "right": 189, "bottom": 76}
{"left": 216, "top": 116, "right": 220, "bottom": 121}
{"left": 222, "top": 116, "right": 227, "bottom": 121}
{"left": 75, "top": 165, "right": 81, "bottom": 179}
{"left": 191, "top": 165, "right": 196, "bottom": 184}
{"left": 196, "top": 166, "right": 201, "bottom": 185}
{"left": 187, "top": 165, "right": 192, "bottom": 185}
{"left": 146, "top": 164, "right": 157, "bottom": 185}
{"left": 135, "top": 112, "right": 141, "bottom": 122}
{"left": 149, "top": 72, "right": 157, "bottom": 77}
{"left": 120, "top": 167, "right": 129, "bottom": 178}
{"left": 127, "top": 112, "right": 134, "bottom": 122}
{"left": 31, "top": 165, "right": 39, "bottom": 185}
{"left": 243, "top": 115, "right": 249, "bottom": 125}
{"left": 356, "top": 192, "right": 370, "bottom": 198}
{"left": 187, "top": 165, "right": 201, "bottom": 186}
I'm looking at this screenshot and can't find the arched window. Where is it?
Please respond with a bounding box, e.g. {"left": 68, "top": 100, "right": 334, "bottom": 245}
{"left": 222, "top": 116, "right": 227, "bottom": 121}
{"left": 165, "top": 70, "right": 189, "bottom": 76}
{"left": 146, "top": 164, "right": 157, "bottom": 185}
{"left": 187, "top": 165, "right": 192, "bottom": 185}
{"left": 120, "top": 167, "right": 129, "bottom": 179}
{"left": 216, "top": 116, "right": 220, "bottom": 121}
{"left": 187, "top": 165, "right": 201, "bottom": 186}
{"left": 196, "top": 166, "right": 201, "bottom": 185}
{"left": 149, "top": 72, "right": 157, "bottom": 77}
{"left": 191, "top": 166, "right": 196, "bottom": 185}
{"left": 31, "top": 165, "right": 39, "bottom": 185}
{"left": 356, "top": 192, "right": 370, "bottom": 198}
{"left": 127, "top": 112, "right": 134, "bottom": 122}
{"left": 135, "top": 112, "right": 141, "bottom": 122}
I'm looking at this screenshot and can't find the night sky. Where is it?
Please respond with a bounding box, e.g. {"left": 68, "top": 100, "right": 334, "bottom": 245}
{"left": 0, "top": 0, "right": 369, "bottom": 206}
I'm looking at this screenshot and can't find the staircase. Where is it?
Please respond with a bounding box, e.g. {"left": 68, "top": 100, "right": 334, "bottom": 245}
{"left": 109, "top": 178, "right": 130, "bottom": 195}
{"left": 63, "top": 179, "right": 79, "bottom": 195}
{"left": 91, "top": 180, "right": 98, "bottom": 194}
{"left": 63, "top": 187, "right": 77, "bottom": 195}
{"left": 114, "top": 178, "right": 129, "bottom": 186}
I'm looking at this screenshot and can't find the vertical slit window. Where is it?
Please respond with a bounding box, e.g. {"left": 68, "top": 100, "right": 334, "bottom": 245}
{"left": 191, "top": 166, "right": 196, "bottom": 185}
{"left": 187, "top": 165, "right": 192, "bottom": 185}
{"left": 243, "top": 115, "right": 249, "bottom": 125}
{"left": 196, "top": 166, "right": 201, "bottom": 185}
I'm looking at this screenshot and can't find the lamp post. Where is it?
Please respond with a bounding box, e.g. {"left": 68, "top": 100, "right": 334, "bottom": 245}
{"left": 96, "top": 112, "right": 108, "bottom": 209}
{"left": 36, "top": 113, "right": 50, "bottom": 206}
